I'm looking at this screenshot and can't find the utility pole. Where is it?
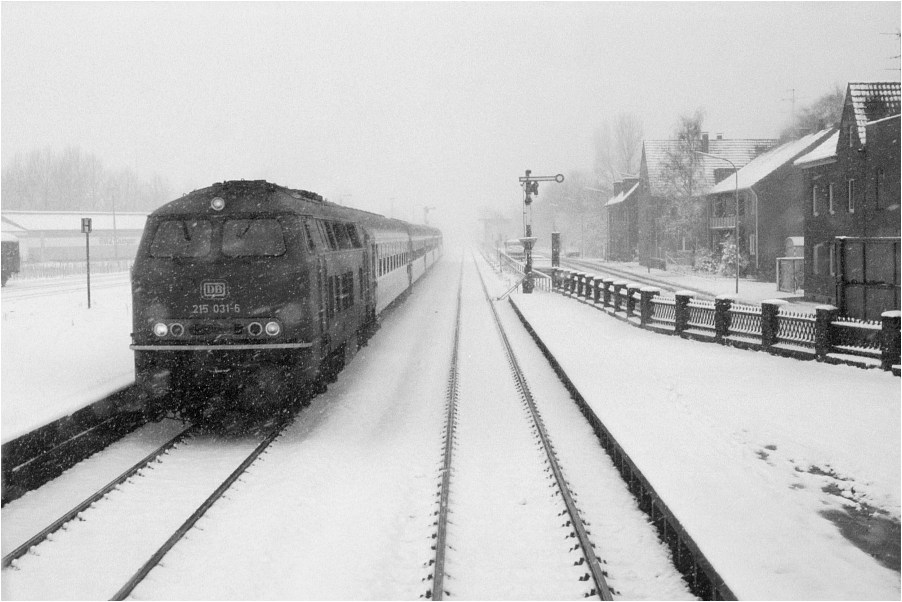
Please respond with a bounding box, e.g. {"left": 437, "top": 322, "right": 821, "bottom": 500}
{"left": 518, "top": 170, "right": 564, "bottom": 293}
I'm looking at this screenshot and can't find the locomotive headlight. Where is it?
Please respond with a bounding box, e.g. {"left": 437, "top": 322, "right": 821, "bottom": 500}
{"left": 153, "top": 322, "right": 169, "bottom": 337}
{"left": 247, "top": 322, "right": 264, "bottom": 336}
{"left": 170, "top": 323, "right": 185, "bottom": 337}
{"left": 265, "top": 321, "right": 281, "bottom": 336}
{"left": 210, "top": 197, "right": 226, "bottom": 211}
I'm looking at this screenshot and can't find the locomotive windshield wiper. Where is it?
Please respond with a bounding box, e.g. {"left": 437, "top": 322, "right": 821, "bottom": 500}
{"left": 179, "top": 221, "right": 192, "bottom": 241}
{"left": 235, "top": 221, "right": 252, "bottom": 239}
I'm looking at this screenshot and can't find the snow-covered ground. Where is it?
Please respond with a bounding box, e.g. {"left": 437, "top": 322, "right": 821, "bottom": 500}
{"left": 1, "top": 254, "right": 899, "bottom": 599}
{"left": 509, "top": 285, "right": 900, "bottom": 600}
{"left": 1, "top": 272, "right": 134, "bottom": 442}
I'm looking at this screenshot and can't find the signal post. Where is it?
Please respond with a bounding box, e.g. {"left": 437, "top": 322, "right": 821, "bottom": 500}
{"left": 518, "top": 170, "right": 564, "bottom": 293}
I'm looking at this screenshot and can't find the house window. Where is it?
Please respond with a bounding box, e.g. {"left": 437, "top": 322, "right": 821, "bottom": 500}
{"left": 812, "top": 185, "right": 819, "bottom": 216}
{"left": 749, "top": 233, "right": 757, "bottom": 256}
{"left": 813, "top": 243, "right": 822, "bottom": 275}
{"left": 847, "top": 179, "right": 855, "bottom": 213}
{"left": 847, "top": 126, "right": 854, "bottom": 148}
{"left": 829, "top": 244, "right": 835, "bottom": 276}
{"left": 828, "top": 183, "right": 834, "bottom": 214}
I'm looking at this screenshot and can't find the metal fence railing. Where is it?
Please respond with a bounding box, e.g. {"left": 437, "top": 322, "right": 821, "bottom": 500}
{"left": 549, "top": 267, "right": 900, "bottom": 373}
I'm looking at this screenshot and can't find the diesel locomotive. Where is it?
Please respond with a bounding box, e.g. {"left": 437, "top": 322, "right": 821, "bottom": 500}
{"left": 130, "top": 180, "right": 442, "bottom": 416}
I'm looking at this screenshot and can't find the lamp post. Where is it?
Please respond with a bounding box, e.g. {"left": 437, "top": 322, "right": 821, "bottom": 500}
{"left": 694, "top": 150, "right": 740, "bottom": 294}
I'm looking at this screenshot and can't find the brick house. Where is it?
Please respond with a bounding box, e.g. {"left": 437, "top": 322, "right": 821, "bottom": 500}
{"left": 705, "top": 128, "right": 835, "bottom": 280}
{"left": 634, "top": 134, "right": 777, "bottom": 266}
{"left": 603, "top": 176, "right": 640, "bottom": 260}
{"left": 794, "top": 82, "right": 900, "bottom": 317}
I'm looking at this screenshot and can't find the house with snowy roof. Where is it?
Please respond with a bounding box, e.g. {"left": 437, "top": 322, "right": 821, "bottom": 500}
{"left": 634, "top": 133, "right": 777, "bottom": 266}
{"left": 0, "top": 211, "right": 148, "bottom": 264}
{"left": 604, "top": 176, "right": 640, "bottom": 260}
{"left": 706, "top": 128, "right": 836, "bottom": 281}
{"left": 794, "top": 82, "right": 900, "bottom": 318}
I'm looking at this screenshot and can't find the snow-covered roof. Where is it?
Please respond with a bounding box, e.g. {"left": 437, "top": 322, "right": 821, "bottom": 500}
{"left": 642, "top": 138, "right": 778, "bottom": 197}
{"left": 794, "top": 130, "right": 840, "bottom": 168}
{"left": 848, "top": 82, "right": 900, "bottom": 145}
{"left": 1, "top": 211, "right": 148, "bottom": 232}
{"left": 605, "top": 182, "right": 639, "bottom": 207}
{"left": 709, "top": 128, "right": 835, "bottom": 194}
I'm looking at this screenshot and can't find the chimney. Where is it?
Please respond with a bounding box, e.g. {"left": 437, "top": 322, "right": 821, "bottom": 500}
{"left": 716, "top": 132, "right": 723, "bottom": 140}
{"left": 701, "top": 132, "right": 709, "bottom": 153}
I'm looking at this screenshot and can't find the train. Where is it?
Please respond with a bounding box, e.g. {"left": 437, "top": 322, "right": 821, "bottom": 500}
{"left": 130, "top": 180, "right": 442, "bottom": 418}
{"left": 1, "top": 232, "right": 21, "bottom": 286}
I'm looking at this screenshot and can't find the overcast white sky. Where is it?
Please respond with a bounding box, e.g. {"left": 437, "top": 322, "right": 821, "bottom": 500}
{"left": 2, "top": 2, "right": 899, "bottom": 235}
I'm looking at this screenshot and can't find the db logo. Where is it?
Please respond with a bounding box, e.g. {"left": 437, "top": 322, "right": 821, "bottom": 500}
{"left": 201, "top": 282, "right": 228, "bottom": 299}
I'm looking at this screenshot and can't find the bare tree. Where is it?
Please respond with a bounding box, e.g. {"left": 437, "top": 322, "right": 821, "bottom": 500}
{"left": 592, "top": 112, "right": 644, "bottom": 187}
{"left": 658, "top": 109, "right": 707, "bottom": 257}
{"left": 2, "top": 146, "right": 173, "bottom": 212}
{"left": 779, "top": 85, "right": 844, "bottom": 141}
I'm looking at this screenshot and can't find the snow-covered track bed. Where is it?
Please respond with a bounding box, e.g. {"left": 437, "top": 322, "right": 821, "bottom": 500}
{"left": 423, "top": 256, "right": 691, "bottom": 600}
{"left": 2, "top": 387, "right": 145, "bottom": 505}
{"left": 1, "top": 272, "right": 130, "bottom": 301}
{"left": 1, "top": 417, "right": 291, "bottom": 600}
{"left": 561, "top": 257, "right": 711, "bottom": 299}
{"left": 506, "top": 293, "right": 736, "bottom": 600}
{"left": 1, "top": 423, "right": 195, "bottom": 569}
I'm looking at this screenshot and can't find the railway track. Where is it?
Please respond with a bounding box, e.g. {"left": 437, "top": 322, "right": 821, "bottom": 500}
{"left": 2, "top": 415, "right": 293, "bottom": 600}
{"left": 1, "top": 272, "right": 130, "bottom": 301}
{"left": 425, "top": 256, "right": 612, "bottom": 600}
{"left": 559, "top": 257, "right": 715, "bottom": 299}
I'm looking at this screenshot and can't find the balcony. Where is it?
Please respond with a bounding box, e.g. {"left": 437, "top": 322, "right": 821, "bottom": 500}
{"left": 709, "top": 216, "right": 737, "bottom": 230}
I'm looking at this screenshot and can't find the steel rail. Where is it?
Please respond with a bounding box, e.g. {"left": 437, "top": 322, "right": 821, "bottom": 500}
{"left": 473, "top": 255, "right": 613, "bottom": 601}
{"left": 561, "top": 257, "right": 714, "bottom": 299}
{"left": 110, "top": 416, "right": 292, "bottom": 601}
{"left": 2, "top": 424, "right": 197, "bottom": 569}
{"left": 429, "top": 261, "right": 464, "bottom": 600}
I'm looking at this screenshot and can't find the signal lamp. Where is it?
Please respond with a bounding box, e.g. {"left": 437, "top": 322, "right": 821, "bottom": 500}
{"left": 153, "top": 322, "right": 168, "bottom": 337}
{"left": 265, "top": 321, "right": 281, "bottom": 336}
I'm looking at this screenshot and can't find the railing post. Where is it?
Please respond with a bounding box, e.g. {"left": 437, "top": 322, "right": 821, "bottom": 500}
{"left": 602, "top": 278, "right": 614, "bottom": 308}
{"left": 714, "top": 295, "right": 735, "bottom": 342}
{"left": 562, "top": 270, "right": 572, "bottom": 295}
{"left": 577, "top": 273, "right": 587, "bottom": 298}
{"left": 640, "top": 287, "right": 660, "bottom": 326}
{"left": 674, "top": 291, "right": 693, "bottom": 335}
{"left": 583, "top": 275, "right": 595, "bottom": 300}
{"left": 880, "top": 310, "right": 901, "bottom": 371}
{"left": 593, "top": 278, "right": 602, "bottom": 304}
{"left": 550, "top": 268, "right": 559, "bottom": 291}
{"left": 613, "top": 281, "right": 627, "bottom": 313}
{"left": 626, "top": 284, "right": 640, "bottom": 318}
{"left": 761, "top": 299, "right": 788, "bottom": 350}
{"left": 814, "top": 305, "right": 839, "bottom": 361}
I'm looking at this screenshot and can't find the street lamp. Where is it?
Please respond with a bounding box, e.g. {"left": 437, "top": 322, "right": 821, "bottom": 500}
{"left": 694, "top": 150, "right": 740, "bottom": 294}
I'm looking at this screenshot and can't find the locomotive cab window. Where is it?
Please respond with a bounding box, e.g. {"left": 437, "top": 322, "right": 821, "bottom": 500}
{"left": 333, "top": 222, "right": 353, "bottom": 250}
{"left": 222, "top": 219, "right": 286, "bottom": 257}
{"left": 149, "top": 219, "right": 212, "bottom": 258}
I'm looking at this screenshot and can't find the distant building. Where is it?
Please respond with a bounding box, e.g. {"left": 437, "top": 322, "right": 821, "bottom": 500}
{"left": 604, "top": 177, "right": 640, "bottom": 261}
{"left": 0, "top": 211, "right": 148, "bottom": 264}
{"left": 795, "top": 82, "right": 900, "bottom": 318}
{"left": 635, "top": 133, "right": 777, "bottom": 265}
{"left": 706, "top": 128, "right": 835, "bottom": 280}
